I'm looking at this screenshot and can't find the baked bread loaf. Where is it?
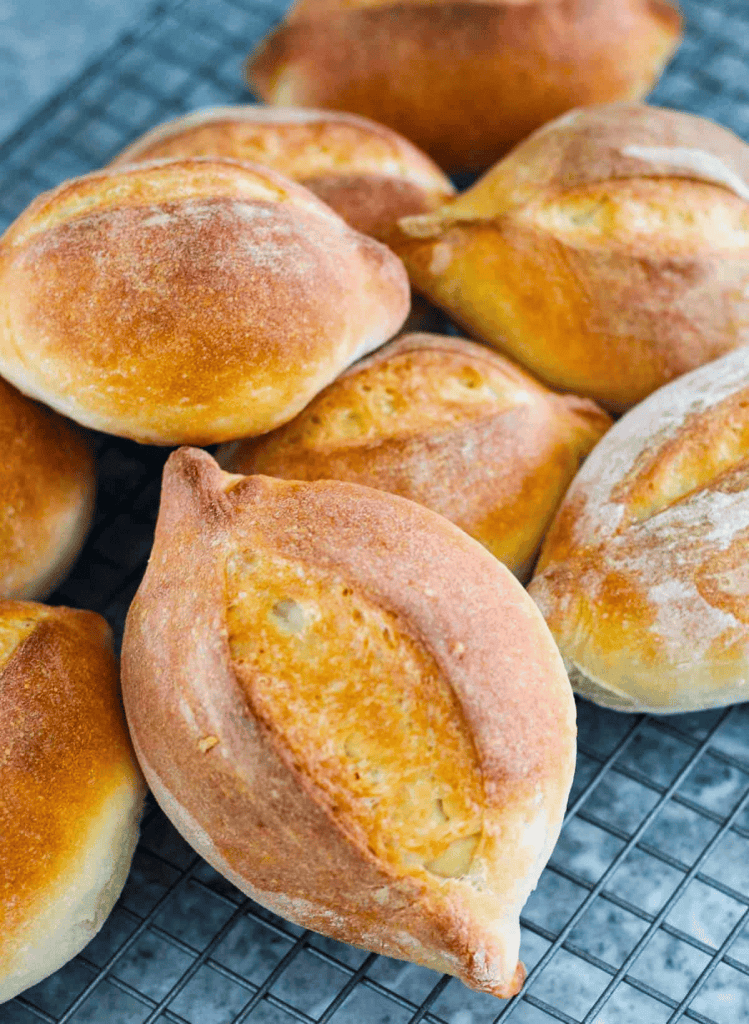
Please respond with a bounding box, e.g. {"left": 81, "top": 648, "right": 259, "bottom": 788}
{"left": 0, "top": 158, "right": 409, "bottom": 445}
{"left": 529, "top": 346, "right": 749, "bottom": 713}
{"left": 246, "top": 0, "right": 681, "bottom": 173}
{"left": 394, "top": 103, "right": 749, "bottom": 412}
{"left": 122, "top": 447, "right": 576, "bottom": 997}
{"left": 111, "top": 106, "right": 455, "bottom": 243}
{"left": 218, "top": 333, "right": 611, "bottom": 580}
{"left": 0, "top": 603, "right": 146, "bottom": 1003}
{"left": 0, "top": 378, "right": 95, "bottom": 600}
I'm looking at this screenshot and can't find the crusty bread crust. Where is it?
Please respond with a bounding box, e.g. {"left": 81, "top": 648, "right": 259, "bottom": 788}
{"left": 0, "top": 604, "right": 146, "bottom": 1003}
{"left": 0, "top": 378, "right": 95, "bottom": 600}
{"left": 218, "top": 332, "right": 611, "bottom": 580}
{"left": 110, "top": 106, "right": 455, "bottom": 240}
{"left": 247, "top": 0, "right": 681, "bottom": 172}
{"left": 122, "top": 447, "right": 576, "bottom": 996}
{"left": 0, "top": 158, "right": 409, "bottom": 445}
{"left": 394, "top": 103, "right": 749, "bottom": 412}
{"left": 529, "top": 345, "right": 749, "bottom": 713}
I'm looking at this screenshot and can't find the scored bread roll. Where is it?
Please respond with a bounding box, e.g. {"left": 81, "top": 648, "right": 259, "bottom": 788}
{"left": 111, "top": 106, "right": 455, "bottom": 243}
{"left": 0, "top": 158, "right": 409, "bottom": 445}
{"left": 0, "top": 603, "right": 146, "bottom": 1003}
{"left": 246, "top": 0, "right": 681, "bottom": 173}
{"left": 529, "top": 346, "right": 749, "bottom": 714}
{"left": 218, "top": 333, "right": 611, "bottom": 581}
{"left": 122, "top": 447, "right": 576, "bottom": 997}
{"left": 0, "top": 378, "right": 95, "bottom": 600}
{"left": 394, "top": 103, "right": 749, "bottom": 412}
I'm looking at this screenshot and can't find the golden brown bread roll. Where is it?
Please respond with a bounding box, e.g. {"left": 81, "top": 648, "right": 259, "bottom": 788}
{"left": 529, "top": 346, "right": 749, "bottom": 714}
{"left": 111, "top": 106, "right": 455, "bottom": 242}
{"left": 0, "top": 603, "right": 146, "bottom": 1003}
{"left": 246, "top": 0, "right": 681, "bottom": 173}
{"left": 0, "top": 158, "right": 409, "bottom": 445}
{"left": 121, "top": 447, "right": 576, "bottom": 997}
{"left": 218, "top": 333, "right": 611, "bottom": 580}
{"left": 393, "top": 103, "right": 749, "bottom": 412}
{"left": 0, "top": 378, "right": 95, "bottom": 600}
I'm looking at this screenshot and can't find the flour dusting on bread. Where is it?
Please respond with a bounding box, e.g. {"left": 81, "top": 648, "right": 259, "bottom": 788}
{"left": 530, "top": 346, "right": 749, "bottom": 712}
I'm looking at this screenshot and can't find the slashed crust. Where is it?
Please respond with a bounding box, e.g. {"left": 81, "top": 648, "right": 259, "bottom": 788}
{"left": 110, "top": 106, "right": 455, "bottom": 240}
{"left": 218, "top": 332, "right": 611, "bottom": 580}
{"left": 121, "top": 447, "right": 576, "bottom": 996}
{"left": 529, "top": 346, "right": 749, "bottom": 713}
{"left": 393, "top": 103, "right": 749, "bottom": 411}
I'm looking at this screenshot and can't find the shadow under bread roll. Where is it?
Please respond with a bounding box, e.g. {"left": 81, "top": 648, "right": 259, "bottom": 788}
{"left": 0, "top": 603, "right": 146, "bottom": 1004}
{"left": 530, "top": 346, "right": 749, "bottom": 714}
{"left": 246, "top": 0, "right": 681, "bottom": 173}
{"left": 394, "top": 103, "right": 749, "bottom": 413}
{"left": 0, "top": 158, "right": 409, "bottom": 445}
{"left": 0, "top": 377, "right": 95, "bottom": 600}
{"left": 110, "top": 105, "right": 456, "bottom": 244}
{"left": 218, "top": 333, "right": 611, "bottom": 581}
{"left": 121, "top": 447, "right": 576, "bottom": 997}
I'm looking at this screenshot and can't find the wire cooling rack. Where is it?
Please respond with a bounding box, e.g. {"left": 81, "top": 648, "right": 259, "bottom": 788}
{"left": 2, "top": 0, "right": 749, "bottom": 1021}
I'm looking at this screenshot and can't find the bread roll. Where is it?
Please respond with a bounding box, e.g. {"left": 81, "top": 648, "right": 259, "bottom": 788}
{"left": 0, "top": 603, "right": 146, "bottom": 1003}
{"left": 0, "top": 378, "right": 94, "bottom": 600}
{"left": 529, "top": 346, "right": 749, "bottom": 713}
{"left": 218, "top": 333, "right": 611, "bottom": 580}
{"left": 0, "top": 158, "right": 409, "bottom": 445}
{"left": 394, "top": 103, "right": 749, "bottom": 412}
{"left": 122, "top": 447, "right": 576, "bottom": 997}
{"left": 111, "top": 106, "right": 455, "bottom": 242}
{"left": 246, "top": 0, "right": 681, "bottom": 173}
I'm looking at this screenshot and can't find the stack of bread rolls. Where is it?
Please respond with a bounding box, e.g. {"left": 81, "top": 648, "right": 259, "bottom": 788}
{"left": 16, "top": 0, "right": 749, "bottom": 1003}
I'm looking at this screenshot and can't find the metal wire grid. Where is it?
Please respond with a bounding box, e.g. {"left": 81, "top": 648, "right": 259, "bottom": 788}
{"left": 2, "top": 0, "right": 749, "bottom": 1020}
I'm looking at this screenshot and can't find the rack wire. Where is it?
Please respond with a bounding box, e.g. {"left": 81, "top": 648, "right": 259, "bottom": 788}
{"left": 2, "top": 0, "right": 749, "bottom": 1021}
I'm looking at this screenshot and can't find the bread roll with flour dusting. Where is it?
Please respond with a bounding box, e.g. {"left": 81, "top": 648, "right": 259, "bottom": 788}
{"left": 394, "top": 104, "right": 749, "bottom": 412}
{"left": 529, "top": 347, "right": 749, "bottom": 713}
{"left": 0, "top": 603, "right": 146, "bottom": 1003}
{"left": 122, "top": 447, "right": 576, "bottom": 996}
{"left": 218, "top": 333, "right": 611, "bottom": 580}
{"left": 0, "top": 158, "right": 409, "bottom": 445}
{"left": 111, "top": 106, "right": 456, "bottom": 243}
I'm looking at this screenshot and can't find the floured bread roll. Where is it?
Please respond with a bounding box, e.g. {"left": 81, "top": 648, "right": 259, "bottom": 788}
{"left": 246, "top": 0, "right": 680, "bottom": 173}
{"left": 218, "top": 333, "right": 611, "bottom": 580}
{"left": 111, "top": 106, "right": 455, "bottom": 243}
{"left": 0, "top": 378, "right": 94, "bottom": 600}
{"left": 529, "top": 346, "right": 749, "bottom": 713}
{"left": 122, "top": 447, "right": 576, "bottom": 997}
{"left": 0, "top": 158, "right": 409, "bottom": 445}
{"left": 394, "top": 103, "right": 749, "bottom": 412}
{"left": 0, "top": 603, "right": 146, "bottom": 1003}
